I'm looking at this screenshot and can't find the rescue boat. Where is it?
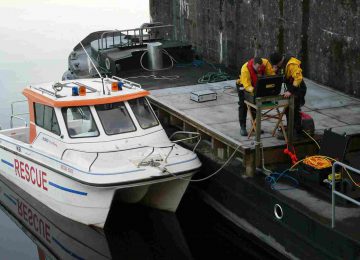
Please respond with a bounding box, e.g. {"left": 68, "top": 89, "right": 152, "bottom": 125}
{"left": 0, "top": 77, "right": 201, "bottom": 228}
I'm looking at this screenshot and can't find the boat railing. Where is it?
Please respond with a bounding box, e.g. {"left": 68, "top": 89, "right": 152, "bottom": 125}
{"left": 60, "top": 132, "right": 200, "bottom": 172}
{"left": 331, "top": 161, "right": 360, "bottom": 228}
{"left": 111, "top": 76, "right": 142, "bottom": 89}
{"left": 60, "top": 144, "right": 176, "bottom": 172}
{"left": 98, "top": 24, "right": 174, "bottom": 51}
{"left": 10, "top": 100, "right": 29, "bottom": 128}
{"left": 10, "top": 115, "right": 28, "bottom": 128}
{"left": 169, "top": 131, "right": 201, "bottom": 152}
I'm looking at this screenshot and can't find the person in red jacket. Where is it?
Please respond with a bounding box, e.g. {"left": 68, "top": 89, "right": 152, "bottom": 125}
{"left": 269, "top": 52, "right": 307, "bottom": 136}
{"left": 236, "top": 57, "right": 275, "bottom": 136}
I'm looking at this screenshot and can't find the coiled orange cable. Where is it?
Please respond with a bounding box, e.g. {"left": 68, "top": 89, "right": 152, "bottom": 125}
{"left": 303, "top": 156, "right": 332, "bottom": 169}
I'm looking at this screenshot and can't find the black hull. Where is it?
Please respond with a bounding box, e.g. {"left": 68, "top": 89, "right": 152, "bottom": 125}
{"left": 193, "top": 153, "right": 360, "bottom": 260}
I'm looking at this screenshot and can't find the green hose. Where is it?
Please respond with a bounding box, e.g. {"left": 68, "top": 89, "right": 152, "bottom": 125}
{"left": 198, "top": 70, "right": 231, "bottom": 84}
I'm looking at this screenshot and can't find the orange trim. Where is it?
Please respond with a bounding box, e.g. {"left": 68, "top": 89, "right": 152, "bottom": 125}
{"left": 29, "top": 123, "right": 37, "bottom": 143}
{"left": 22, "top": 88, "right": 150, "bottom": 107}
{"left": 26, "top": 100, "right": 37, "bottom": 143}
{"left": 37, "top": 247, "right": 46, "bottom": 260}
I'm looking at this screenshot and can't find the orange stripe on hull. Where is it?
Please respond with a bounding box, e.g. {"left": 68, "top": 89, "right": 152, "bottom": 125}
{"left": 22, "top": 88, "right": 150, "bottom": 108}
{"left": 29, "top": 123, "right": 37, "bottom": 144}
{"left": 26, "top": 99, "right": 36, "bottom": 143}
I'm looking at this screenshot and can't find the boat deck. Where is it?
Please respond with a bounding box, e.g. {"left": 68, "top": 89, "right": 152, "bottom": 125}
{"left": 120, "top": 63, "right": 231, "bottom": 90}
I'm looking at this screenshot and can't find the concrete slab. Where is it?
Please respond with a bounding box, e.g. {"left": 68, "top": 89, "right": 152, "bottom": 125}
{"left": 181, "top": 103, "right": 239, "bottom": 125}
{"left": 157, "top": 93, "right": 216, "bottom": 110}
{"left": 154, "top": 90, "right": 238, "bottom": 111}
{"left": 306, "top": 110, "right": 349, "bottom": 130}
{"left": 318, "top": 105, "right": 360, "bottom": 125}
{"left": 209, "top": 120, "right": 270, "bottom": 139}
{"left": 304, "top": 79, "right": 358, "bottom": 110}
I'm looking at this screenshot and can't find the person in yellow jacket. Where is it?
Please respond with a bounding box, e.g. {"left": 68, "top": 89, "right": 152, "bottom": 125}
{"left": 269, "top": 52, "right": 307, "bottom": 135}
{"left": 236, "top": 57, "right": 275, "bottom": 136}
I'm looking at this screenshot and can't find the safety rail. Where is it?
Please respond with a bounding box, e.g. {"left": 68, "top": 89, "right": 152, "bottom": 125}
{"left": 10, "top": 100, "right": 29, "bottom": 128}
{"left": 331, "top": 161, "right": 360, "bottom": 228}
{"left": 10, "top": 115, "right": 28, "bottom": 128}
{"left": 111, "top": 76, "right": 142, "bottom": 89}
{"left": 99, "top": 24, "right": 173, "bottom": 51}
{"left": 60, "top": 144, "right": 177, "bottom": 172}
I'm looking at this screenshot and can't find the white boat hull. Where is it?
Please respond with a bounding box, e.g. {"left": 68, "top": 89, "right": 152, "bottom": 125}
{"left": 0, "top": 149, "right": 197, "bottom": 228}
{"left": 117, "top": 177, "right": 191, "bottom": 212}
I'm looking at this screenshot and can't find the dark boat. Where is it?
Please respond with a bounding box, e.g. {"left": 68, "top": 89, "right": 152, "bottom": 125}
{"left": 62, "top": 22, "right": 232, "bottom": 90}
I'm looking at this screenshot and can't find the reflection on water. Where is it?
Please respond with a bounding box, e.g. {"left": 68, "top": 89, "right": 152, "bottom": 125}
{"left": 0, "top": 174, "right": 235, "bottom": 260}
{"left": 0, "top": 172, "right": 276, "bottom": 260}
{"left": 106, "top": 202, "right": 193, "bottom": 260}
{"left": 0, "top": 175, "right": 111, "bottom": 259}
{"left": 0, "top": 171, "right": 192, "bottom": 259}
{"left": 0, "top": 172, "right": 194, "bottom": 259}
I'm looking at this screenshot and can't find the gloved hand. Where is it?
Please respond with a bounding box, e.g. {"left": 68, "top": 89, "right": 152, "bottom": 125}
{"left": 283, "top": 91, "right": 292, "bottom": 98}
{"left": 247, "top": 86, "right": 254, "bottom": 93}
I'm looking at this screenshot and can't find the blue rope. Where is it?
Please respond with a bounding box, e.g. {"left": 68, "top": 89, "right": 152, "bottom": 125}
{"left": 265, "top": 170, "right": 300, "bottom": 190}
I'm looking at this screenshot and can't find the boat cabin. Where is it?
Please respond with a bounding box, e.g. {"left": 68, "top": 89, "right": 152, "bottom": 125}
{"left": 16, "top": 78, "right": 166, "bottom": 156}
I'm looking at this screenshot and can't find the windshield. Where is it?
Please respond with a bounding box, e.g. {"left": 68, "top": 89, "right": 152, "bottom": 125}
{"left": 62, "top": 106, "right": 99, "bottom": 138}
{"left": 128, "top": 98, "right": 159, "bottom": 129}
{"left": 95, "top": 102, "right": 136, "bottom": 135}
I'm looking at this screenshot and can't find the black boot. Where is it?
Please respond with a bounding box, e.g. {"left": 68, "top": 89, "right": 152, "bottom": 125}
{"left": 240, "top": 125, "right": 248, "bottom": 136}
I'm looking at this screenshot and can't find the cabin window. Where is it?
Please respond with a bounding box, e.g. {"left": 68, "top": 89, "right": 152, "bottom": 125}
{"left": 95, "top": 102, "right": 136, "bottom": 135}
{"left": 128, "top": 98, "right": 159, "bottom": 129}
{"left": 62, "top": 106, "right": 99, "bottom": 138}
{"left": 34, "top": 103, "right": 61, "bottom": 136}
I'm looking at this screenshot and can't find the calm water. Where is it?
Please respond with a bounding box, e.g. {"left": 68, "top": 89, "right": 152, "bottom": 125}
{"left": 0, "top": 173, "right": 277, "bottom": 260}
{"left": 0, "top": 2, "right": 275, "bottom": 259}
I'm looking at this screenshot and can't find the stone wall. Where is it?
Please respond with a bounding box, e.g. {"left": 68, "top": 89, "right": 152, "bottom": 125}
{"left": 149, "top": 0, "right": 360, "bottom": 97}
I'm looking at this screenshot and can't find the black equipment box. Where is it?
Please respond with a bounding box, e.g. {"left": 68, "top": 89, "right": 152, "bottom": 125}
{"left": 298, "top": 129, "right": 351, "bottom": 186}
{"left": 299, "top": 163, "right": 332, "bottom": 185}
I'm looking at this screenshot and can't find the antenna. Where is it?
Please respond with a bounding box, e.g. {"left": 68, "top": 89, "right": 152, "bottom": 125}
{"left": 79, "top": 41, "right": 105, "bottom": 94}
